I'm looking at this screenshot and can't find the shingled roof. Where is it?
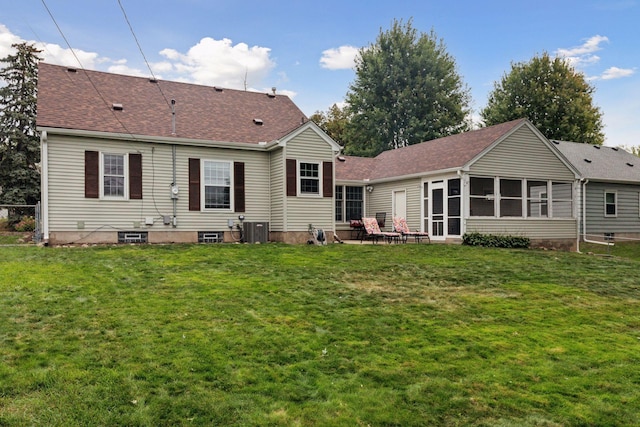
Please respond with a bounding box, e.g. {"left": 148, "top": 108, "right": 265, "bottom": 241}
{"left": 336, "top": 119, "right": 527, "bottom": 181}
{"left": 37, "top": 63, "right": 307, "bottom": 144}
{"left": 552, "top": 140, "right": 640, "bottom": 183}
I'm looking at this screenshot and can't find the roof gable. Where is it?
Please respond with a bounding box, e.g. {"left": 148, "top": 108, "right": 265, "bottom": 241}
{"left": 36, "top": 63, "right": 307, "bottom": 144}
{"left": 552, "top": 140, "right": 640, "bottom": 182}
{"left": 336, "top": 119, "right": 528, "bottom": 181}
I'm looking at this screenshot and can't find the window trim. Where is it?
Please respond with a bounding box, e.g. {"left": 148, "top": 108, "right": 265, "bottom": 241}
{"left": 335, "top": 185, "right": 364, "bottom": 222}
{"left": 604, "top": 190, "right": 617, "bottom": 217}
{"left": 100, "top": 152, "right": 128, "bottom": 200}
{"left": 498, "top": 178, "right": 524, "bottom": 218}
{"left": 201, "top": 159, "right": 234, "bottom": 211}
{"left": 298, "top": 160, "right": 322, "bottom": 197}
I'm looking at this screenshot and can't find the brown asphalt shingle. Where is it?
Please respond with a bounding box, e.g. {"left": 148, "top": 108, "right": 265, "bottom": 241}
{"left": 336, "top": 119, "right": 527, "bottom": 181}
{"left": 37, "top": 63, "right": 307, "bottom": 144}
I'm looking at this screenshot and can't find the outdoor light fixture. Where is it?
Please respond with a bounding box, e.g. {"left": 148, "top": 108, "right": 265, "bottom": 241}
{"left": 238, "top": 215, "right": 245, "bottom": 222}
{"left": 365, "top": 185, "right": 374, "bottom": 193}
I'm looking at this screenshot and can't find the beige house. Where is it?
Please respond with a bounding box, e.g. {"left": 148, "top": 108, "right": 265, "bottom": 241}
{"left": 335, "top": 119, "right": 581, "bottom": 250}
{"left": 37, "top": 63, "right": 340, "bottom": 245}
{"left": 38, "top": 64, "right": 581, "bottom": 249}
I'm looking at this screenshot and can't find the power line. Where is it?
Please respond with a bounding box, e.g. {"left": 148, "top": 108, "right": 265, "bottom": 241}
{"left": 40, "top": 0, "right": 137, "bottom": 139}
{"left": 117, "top": 0, "right": 172, "bottom": 109}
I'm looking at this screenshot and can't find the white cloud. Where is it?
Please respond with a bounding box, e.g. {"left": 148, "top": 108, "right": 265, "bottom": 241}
{"left": 600, "top": 66, "right": 636, "bottom": 80}
{"left": 320, "top": 45, "right": 359, "bottom": 70}
{"left": 158, "top": 37, "right": 275, "bottom": 89}
{"left": 0, "top": 23, "right": 294, "bottom": 101}
{"left": 556, "top": 35, "right": 635, "bottom": 81}
{"left": 556, "top": 35, "right": 609, "bottom": 68}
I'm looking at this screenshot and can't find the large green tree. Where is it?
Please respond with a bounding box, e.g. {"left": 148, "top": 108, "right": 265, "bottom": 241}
{"left": 0, "top": 42, "right": 42, "bottom": 216}
{"left": 310, "top": 103, "right": 351, "bottom": 148}
{"left": 344, "top": 19, "right": 471, "bottom": 157}
{"left": 481, "top": 52, "right": 605, "bottom": 145}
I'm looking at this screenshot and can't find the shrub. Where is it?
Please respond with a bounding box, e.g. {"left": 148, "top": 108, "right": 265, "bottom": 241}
{"left": 462, "top": 232, "right": 530, "bottom": 249}
{"left": 13, "top": 216, "right": 36, "bottom": 232}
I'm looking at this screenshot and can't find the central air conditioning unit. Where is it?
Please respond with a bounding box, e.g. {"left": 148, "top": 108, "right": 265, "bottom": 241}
{"left": 243, "top": 222, "right": 269, "bottom": 243}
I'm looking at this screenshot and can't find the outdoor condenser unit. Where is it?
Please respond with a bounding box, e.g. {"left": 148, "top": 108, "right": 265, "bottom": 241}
{"left": 243, "top": 222, "right": 269, "bottom": 243}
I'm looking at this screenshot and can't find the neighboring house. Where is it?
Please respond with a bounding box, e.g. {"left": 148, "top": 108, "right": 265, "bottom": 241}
{"left": 335, "top": 119, "right": 581, "bottom": 250}
{"left": 37, "top": 63, "right": 341, "bottom": 245}
{"left": 552, "top": 140, "right": 640, "bottom": 243}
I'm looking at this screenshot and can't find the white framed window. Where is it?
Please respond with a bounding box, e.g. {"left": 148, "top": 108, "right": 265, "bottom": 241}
{"left": 605, "top": 190, "right": 617, "bottom": 217}
{"left": 299, "top": 161, "right": 321, "bottom": 196}
{"left": 551, "top": 182, "right": 572, "bottom": 218}
{"left": 527, "top": 181, "right": 548, "bottom": 217}
{"left": 202, "top": 160, "right": 232, "bottom": 210}
{"left": 334, "top": 185, "right": 364, "bottom": 222}
{"left": 469, "top": 177, "right": 495, "bottom": 217}
{"left": 499, "top": 178, "right": 523, "bottom": 217}
{"left": 101, "top": 153, "right": 128, "bottom": 199}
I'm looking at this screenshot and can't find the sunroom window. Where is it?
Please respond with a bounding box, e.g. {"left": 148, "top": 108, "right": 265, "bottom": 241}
{"left": 469, "top": 177, "right": 494, "bottom": 216}
{"left": 499, "top": 179, "right": 522, "bottom": 217}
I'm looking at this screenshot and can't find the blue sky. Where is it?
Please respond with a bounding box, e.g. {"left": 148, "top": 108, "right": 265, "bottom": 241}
{"left": 1, "top": 0, "right": 638, "bottom": 147}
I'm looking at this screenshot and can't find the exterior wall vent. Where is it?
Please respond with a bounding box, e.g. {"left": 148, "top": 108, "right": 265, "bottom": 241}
{"left": 67, "top": 67, "right": 77, "bottom": 73}
{"left": 118, "top": 231, "right": 148, "bottom": 244}
{"left": 112, "top": 103, "right": 124, "bottom": 111}
{"left": 149, "top": 78, "right": 158, "bottom": 83}
{"left": 214, "top": 87, "right": 223, "bottom": 92}
{"left": 243, "top": 222, "right": 269, "bottom": 243}
{"left": 253, "top": 118, "right": 264, "bottom": 125}
{"left": 198, "top": 231, "right": 224, "bottom": 243}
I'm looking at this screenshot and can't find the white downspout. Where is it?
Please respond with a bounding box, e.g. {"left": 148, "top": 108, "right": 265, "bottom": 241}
{"left": 581, "top": 178, "right": 613, "bottom": 247}
{"left": 40, "top": 130, "right": 49, "bottom": 242}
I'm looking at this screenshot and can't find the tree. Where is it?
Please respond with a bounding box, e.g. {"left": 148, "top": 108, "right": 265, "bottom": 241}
{"left": 0, "top": 42, "right": 42, "bottom": 221}
{"left": 310, "top": 103, "right": 351, "bottom": 148}
{"left": 344, "top": 19, "right": 471, "bottom": 157}
{"left": 481, "top": 52, "right": 605, "bottom": 145}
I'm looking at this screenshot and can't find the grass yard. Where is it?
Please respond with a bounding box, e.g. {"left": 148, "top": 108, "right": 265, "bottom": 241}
{"left": 1, "top": 243, "right": 639, "bottom": 426}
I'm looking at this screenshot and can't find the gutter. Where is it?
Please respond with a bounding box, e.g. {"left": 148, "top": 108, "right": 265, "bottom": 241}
{"left": 580, "top": 178, "right": 614, "bottom": 248}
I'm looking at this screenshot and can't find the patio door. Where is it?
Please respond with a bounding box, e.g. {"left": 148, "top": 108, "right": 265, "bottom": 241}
{"left": 431, "top": 181, "right": 445, "bottom": 239}
{"left": 393, "top": 190, "right": 406, "bottom": 222}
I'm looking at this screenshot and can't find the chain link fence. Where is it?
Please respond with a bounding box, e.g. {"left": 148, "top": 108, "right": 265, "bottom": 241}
{"left": 0, "top": 202, "right": 41, "bottom": 245}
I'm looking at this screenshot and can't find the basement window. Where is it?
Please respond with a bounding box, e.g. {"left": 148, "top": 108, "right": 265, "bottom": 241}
{"left": 118, "top": 231, "right": 148, "bottom": 244}
{"left": 198, "top": 231, "right": 224, "bottom": 243}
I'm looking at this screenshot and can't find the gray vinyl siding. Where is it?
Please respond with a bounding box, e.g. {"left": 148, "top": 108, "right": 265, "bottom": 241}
{"left": 366, "top": 178, "right": 422, "bottom": 230}
{"left": 465, "top": 218, "right": 577, "bottom": 239}
{"left": 584, "top": 181, "right": 640, "bottom": 235}
{"left": 269, "top": 148, "right": 285, "bottom": 231}
{"left": 46, "top": 134, "right": 271, "bottom": 233}
{"left": 285, "top": 128, "right": 335, "bottom": 232}
{"left": 470, "top": 126, "right": 575, "bottom": 181}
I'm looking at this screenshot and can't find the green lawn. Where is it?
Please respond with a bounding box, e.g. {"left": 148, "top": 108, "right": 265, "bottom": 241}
{"left": 1, "top": 243, "right": 639, "bottom": 426}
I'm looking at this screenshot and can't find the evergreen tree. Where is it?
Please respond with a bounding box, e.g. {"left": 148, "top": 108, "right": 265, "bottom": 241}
{"left": 0, "top": 42, "right": 42, "bottom": 220}
{"left": 345, "top": 19, "right": 471, "bottom": 157}
{"left": 481, "top": 52, "right": 605, "bottom": 145}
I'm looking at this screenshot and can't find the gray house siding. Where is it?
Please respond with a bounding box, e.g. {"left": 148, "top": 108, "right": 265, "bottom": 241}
{"left": 584, "top": 181, "right": 640, "bottom": 238}
{"left": 470, "top": 126, "right": 576, "bottom": 181}
{"left": 365, "top": 178, "right": 422, "bottom": 230}
{"left": 45, "top": 134, "right": 272, "bottom": 243}
{"left": 269, "top": 148, "right": 285, "bottom": 232}
{"left": 464, "top": 126, "right": 578, "bottom": 243}
{"left": 284, "top": 128, "right": 335, "bottom": 236}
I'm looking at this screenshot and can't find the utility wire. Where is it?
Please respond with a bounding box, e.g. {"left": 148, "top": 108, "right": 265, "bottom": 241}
{"left": 40, "top": 0, "right": 137, "bottom": 140}
{"left": 117, "top": 0, "right": 173, "bottom": 110}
